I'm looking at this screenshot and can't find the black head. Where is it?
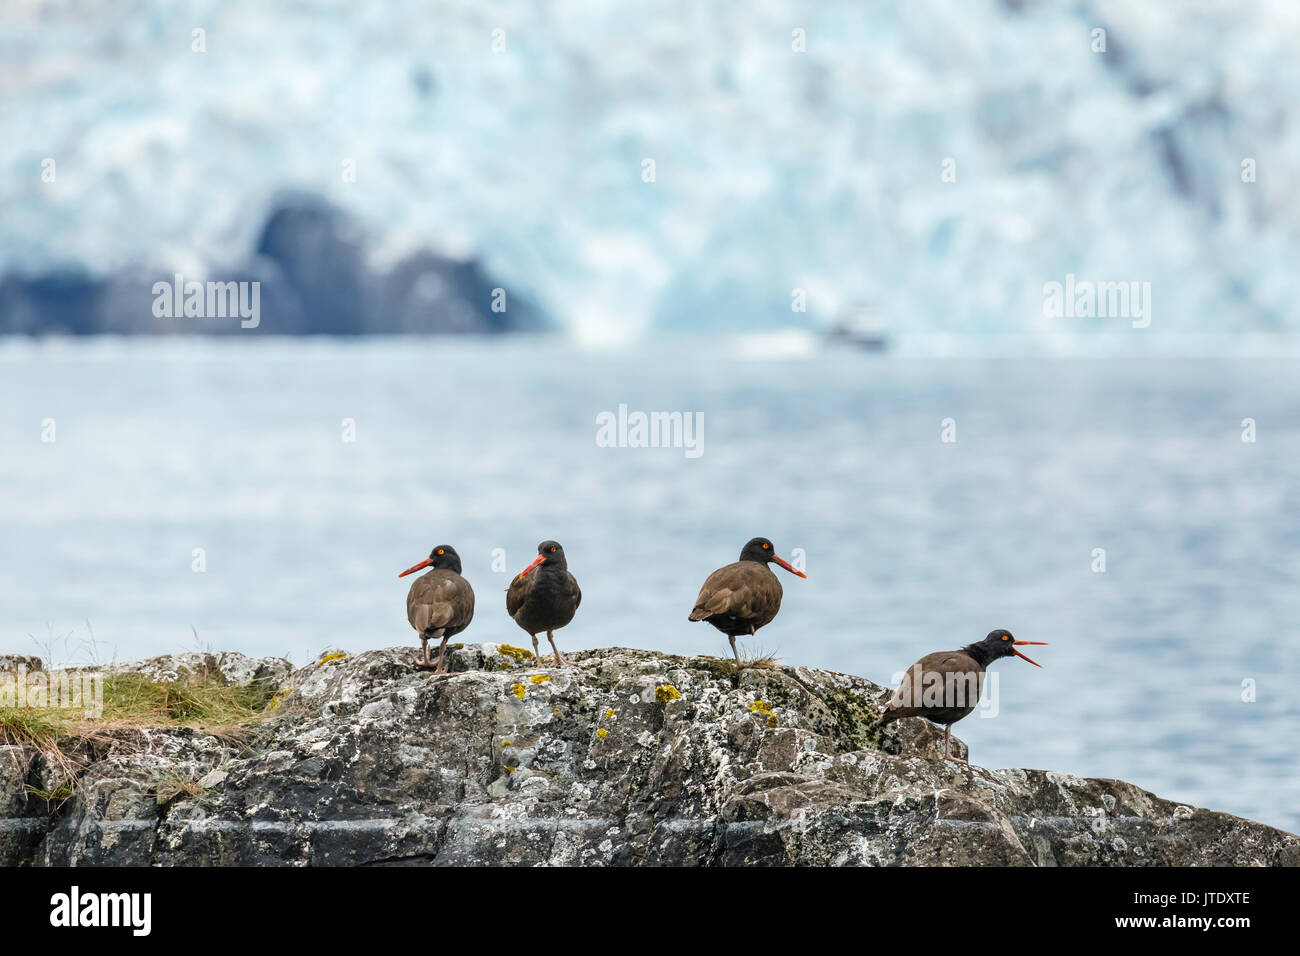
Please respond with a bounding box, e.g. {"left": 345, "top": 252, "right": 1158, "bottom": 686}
{"left": 737, "top": 537, "right": 807, "bottom": 578}
{"left": 398, "top": 544, "right": 462, "bottom": 577}
{"left": 966, "top": 629, "right": 1048, "bottom": 667}
{"left": 518, "top": 540, "right": 566, "bottom": 577}
{"left": 427, "top": 545, "right": 462, "bottom": 573}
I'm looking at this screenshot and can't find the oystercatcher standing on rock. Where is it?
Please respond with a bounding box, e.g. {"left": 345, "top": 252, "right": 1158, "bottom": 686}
{"left": 507, "top": 540, "right": 582, "bottom": 666}
{"left": 398, "top": 544, "right": 475, "bottom": 673}
{"left": 878, "top": 629, "right": 1048, "bottom": 764}
{"left": 689, "top": 536, "right": 807, "bottom": 665}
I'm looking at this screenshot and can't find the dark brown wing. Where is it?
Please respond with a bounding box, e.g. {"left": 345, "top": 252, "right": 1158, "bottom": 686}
{"left": 567, "top": 572, "right": 581, "bottom": 610}
{"left": 882, "top": 650, "right": 983, "bottom": 722}
{"left": 505, "top": 571, "right": 532, "bottom": 620}
{"left": 408, "top": 570, "right": 474, "bottom": 634}
{"left": 689, "top": 561, "right": 777, "bottom": 621}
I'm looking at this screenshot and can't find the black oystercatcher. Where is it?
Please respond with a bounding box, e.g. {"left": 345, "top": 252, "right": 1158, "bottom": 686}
{"left": 398, "top": 544, "right": 475, "bottom": 672}
{"left": 878, "top": 629, "right": 1048, "bottom": 764}
{"left": 689, "top": 536, "right": 807, "bottom": 665}
{"left": 506, "top": 540, "right": 582, "bottom": 666}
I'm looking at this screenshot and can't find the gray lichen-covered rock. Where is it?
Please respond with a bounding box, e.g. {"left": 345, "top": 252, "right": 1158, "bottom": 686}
{"left": 2, "top": 645, "right": 1296, "bottom": 866}
{"left": 101, "top": 650, "right": 293, "bottom": 687}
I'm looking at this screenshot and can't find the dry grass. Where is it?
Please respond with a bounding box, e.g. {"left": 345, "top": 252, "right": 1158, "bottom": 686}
{"left": 153, "top": 773, "right": 207, "bottom": 806}
{"left": 94, "top": 670, "right": 278, "bottom": 729}
{"left": 0, "top": 707, "right": 61, "bottom": 750}
{"left": 738, "top": 651, "right": 781, "bottom": 671}
{"left": 1, "top": 708, "right": 85, "bottom": 810}
{"left": 696, "top": 646, "right": 783, "bottom": 677}
{"left": 1, "top": 667, "right": 281, "bottom": 810}
{"left": 2, "top": 670, "right": 278, "bottom": 740}
{"left": 733, "top": 642, "right": 782, "bottom": 671}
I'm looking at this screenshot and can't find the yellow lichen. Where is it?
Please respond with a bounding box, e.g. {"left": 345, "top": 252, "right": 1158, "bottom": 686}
{"left": 604, "top": 708, "right": 615, "bottom": 718}
{"left": 596, "top": 728, "right": 608, "bottom": 739}
{"left": 529, "top": 674, "right": 551, "bottom": 685}
{"left": 748, "top": 700, "right": 778, "bottom": 727}
{"left": 510, "top": 683, "right": 526, "bottom": 700}
{"left": 318, "top": 652, "right": 348, "bottom": 666}
{"left": 504, "top": 765, "right": 517, "bottom": 773}
{"left": 497, "top": 644, "right": 535, "bottom": 664}
{"left": 267, "top": 687, "right": 296, "bottom": 711}
{"left": 655, "top": 684, "right": 681, "bottom": 703}
{"left": 501, "top": 740, "right": 511, "bottom": 747}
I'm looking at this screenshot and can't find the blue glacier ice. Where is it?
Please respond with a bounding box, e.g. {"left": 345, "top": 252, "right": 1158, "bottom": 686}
{"left": 2, "top": 0, "right": 1297, "bottom": 346}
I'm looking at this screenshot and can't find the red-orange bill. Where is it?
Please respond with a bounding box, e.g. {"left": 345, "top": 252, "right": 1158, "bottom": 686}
{"left": 772, "top": 555, "right": 807, "bottom": 578}
{"left": 517, "top": 554, "right": 546, "bottom": 577}
{"left": 1012, "top": 640, "right": 1048, "bottom": 667}
{"left": 398, "top": 558, "right": 432, "bottom": 578}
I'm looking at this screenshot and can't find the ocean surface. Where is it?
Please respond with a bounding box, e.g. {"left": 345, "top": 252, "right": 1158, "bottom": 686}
{"left": 2, "top": 336, "right": 1298, "bottom": 833}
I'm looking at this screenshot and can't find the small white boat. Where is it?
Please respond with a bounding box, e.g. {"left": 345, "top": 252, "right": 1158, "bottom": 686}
{"left": 826, "top": 303, "right": 889, "bottom": 351}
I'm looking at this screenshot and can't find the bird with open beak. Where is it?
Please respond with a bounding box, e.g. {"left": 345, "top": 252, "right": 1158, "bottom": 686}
{"left": 397, "top": 544, "right": 475, "bottom": 672}
{"left": 878, "top": 629, "right": 1048, "bottom": 764}
{"left": 506, "top": 540, "right": 582, "bottom": 665}
{"left": 688, "top": 536, "right": 807, "bottom": 666}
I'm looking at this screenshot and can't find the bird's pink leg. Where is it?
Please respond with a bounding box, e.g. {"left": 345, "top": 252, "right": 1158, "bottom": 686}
{"left": 548, "top": 631, "right": 569, "bottom": 666}
{"left": 415, "top": 630, "right": 444, "bottom": 670}
{"left": 943, "top": 725, "right": 969, "bottom": 766}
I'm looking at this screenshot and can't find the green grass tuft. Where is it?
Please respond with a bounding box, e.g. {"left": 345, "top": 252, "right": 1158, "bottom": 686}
{"left": 2, "top": 669, "right": 281, "bottom": 754}
{"left": 0, "top": 707, "right": 61, "bottom": 750}
{"left": 98, "top": 671, "right": 278, "bottom": 728}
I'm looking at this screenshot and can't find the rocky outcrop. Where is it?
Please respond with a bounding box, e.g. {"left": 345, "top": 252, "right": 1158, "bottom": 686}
{"left": 2, "top": 645, "right": 1296, "bottom": 866}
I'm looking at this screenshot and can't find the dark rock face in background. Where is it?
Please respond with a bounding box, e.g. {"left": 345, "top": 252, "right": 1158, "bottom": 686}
{"left": 381, "top": 250, "right": 517, "bottom": 335}
{"left": 3, "top": 646, "right": 1296, "bottom": 867}
{"left": 252, "top": 200, "right": 374, "bottom": 335}
{"left": 0, "top": 197, "right": 545, "bottom": 336}
{"left": 0, "top": 271, "right": 105, "bottom": 336}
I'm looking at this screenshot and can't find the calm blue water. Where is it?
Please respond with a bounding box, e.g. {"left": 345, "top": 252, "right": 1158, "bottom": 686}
{"left": 2, "top": 336, "right": 1298, "bottom": 833}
